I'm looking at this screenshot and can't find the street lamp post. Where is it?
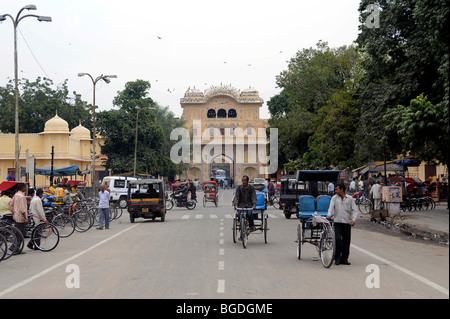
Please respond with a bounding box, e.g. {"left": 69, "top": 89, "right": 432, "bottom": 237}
{"left": 78, "top": 73, "right": 117, "bottom": 195}
{"left": 134, "top": 106, "right": 155, "bottom": 177}
{"left": 1, "top": 5, "right": 52, "bottom": 179}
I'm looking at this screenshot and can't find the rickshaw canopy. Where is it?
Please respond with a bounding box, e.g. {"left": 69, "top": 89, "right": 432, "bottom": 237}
{"left": 296, "top": 170, "right": 340, "bottom": 182}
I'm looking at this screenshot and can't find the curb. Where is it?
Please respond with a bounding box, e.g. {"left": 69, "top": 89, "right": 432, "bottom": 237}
{"left": 365, "top": 217, "right": 449, "bottom": 245}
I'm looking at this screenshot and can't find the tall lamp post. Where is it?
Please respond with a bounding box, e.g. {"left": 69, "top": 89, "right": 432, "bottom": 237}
{"left": 134, "top": 106, "right": 155, "bottom": 177}
{"left": 1, "top": 5, "right": 52, "bottom": 179}
{"left": 78, "top": 73, "right": 117, "bottom": 195}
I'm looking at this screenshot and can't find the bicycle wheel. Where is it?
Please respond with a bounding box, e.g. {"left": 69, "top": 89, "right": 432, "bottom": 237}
{"left": 296, "top": 223, "right": 302, "bottom": 260}
{"left": 115, "top": 207, "right": 123, "bottom": 219}
{"left": 0, "top": 233, "right": 7, "bottom": 261}
{"left": 73, "top": 210, "right": 93, "bottom": 232}
{"left": 232, "top": 216, "right": 238, "bottom": 243}
{"left": 272, "top": 196, "right": 280, "bottom": 209}
{"left": 240, "top": 217, "right": 248, "bottom": 249}
{"left": 0, "top": 227, "right": 17, "bottom": 260}
{"left": 52, "top": 214, "right": 75, "bottom": 238}
{"left": 358, "top": 199, "right": 371, "bottom": 214}
{"left": 31, "top": 223, "right": 60, "bottom": 252}
{"left": 7, "top": 225, "right": 24, "bottom": 255}
{"left": 319, "top": 226, "right": 335, "bottom": 268}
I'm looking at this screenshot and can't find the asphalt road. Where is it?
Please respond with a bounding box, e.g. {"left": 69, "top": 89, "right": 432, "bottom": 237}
{"left": 0, "top": 189, "right": 448, "bottom": 299}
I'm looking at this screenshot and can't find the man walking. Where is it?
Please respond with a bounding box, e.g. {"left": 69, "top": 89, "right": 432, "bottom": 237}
{"left": 97, "top": 183, "right": 111, "bottom": 230}
{"left": 327, "top": 183, "right": 358, "bottom": 265}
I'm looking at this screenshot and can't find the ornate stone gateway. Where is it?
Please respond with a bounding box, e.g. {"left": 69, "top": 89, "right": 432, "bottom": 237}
{"left": 180, "top": 84, "right": 268, "bottom": 183}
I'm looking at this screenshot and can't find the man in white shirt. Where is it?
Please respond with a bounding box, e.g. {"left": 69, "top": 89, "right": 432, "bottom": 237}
{"left": 327, "top": 183, "right": 358, "bottom": 265}
{"left": 349, "top": 179, "right": 356, "bottom": 194}
{"left": 97, "top": 183, "right": 111, "bottom": 230}
{"left": 28, "top": 189, "right": 46, "bottom": 250}
{"left": 370, "top": 180, "right": 383, "bottom": 210}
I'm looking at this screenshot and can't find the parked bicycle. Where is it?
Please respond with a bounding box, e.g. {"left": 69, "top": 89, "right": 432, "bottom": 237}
{"left": 352, "top": 191, "right": 372, "bottom": 214}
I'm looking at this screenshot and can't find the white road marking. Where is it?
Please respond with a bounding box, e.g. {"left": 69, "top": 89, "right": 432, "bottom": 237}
{"left": 0, "top": 224, "right": 140, "bottom": 298}
{"left": 217, "top": 280, "right": 225, "bottom": 293}
{"left": 195, "top": 214, "right": 203, "bottom": 219}
{"left": 210, "top": 214, "right": 218, "bottom": 218}
{"left": 182, "top": 215, "right": 189, "bottom": 219}
{"left": 351, "top": 244, "right": 449, "bottom": 297}
{"left": 218, "top": 261, "right": 224, "bottom": 270}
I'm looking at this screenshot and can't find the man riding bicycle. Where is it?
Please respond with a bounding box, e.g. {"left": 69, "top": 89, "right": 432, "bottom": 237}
{"left": 233, "top": 175, "right": 257, "bottom": 236}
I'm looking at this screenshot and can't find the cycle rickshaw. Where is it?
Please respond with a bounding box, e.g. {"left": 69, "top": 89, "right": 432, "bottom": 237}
{"left": 202, "top": 181, "right": 218, "bottom": 207}
{"left": 232, "top": 192, "right": 268, "bottom": 248}
{"left": 294, "top": 170, "right": 339, "bottom": 268}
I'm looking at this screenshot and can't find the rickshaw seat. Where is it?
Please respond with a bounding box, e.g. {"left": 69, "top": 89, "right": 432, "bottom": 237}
{"left": 255, "top": 193, "right": 266, "bottom": 210}
{"left": 298, "top": 195, "right": 315, "bottom": 218}
{"left": 316, "top": 195, "right": 331, "bottom": 214}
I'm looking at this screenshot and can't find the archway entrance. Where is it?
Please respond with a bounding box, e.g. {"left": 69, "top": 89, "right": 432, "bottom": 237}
{"left": 210, "top": 153, "right": 234, "bottom": 183}
{"left": 243, "top": 166, "right": 257, "bottom": 181}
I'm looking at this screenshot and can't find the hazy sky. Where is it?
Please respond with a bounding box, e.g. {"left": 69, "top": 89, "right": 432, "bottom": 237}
{"left": 1, "top": 0, "right": 362, "bottom": 119}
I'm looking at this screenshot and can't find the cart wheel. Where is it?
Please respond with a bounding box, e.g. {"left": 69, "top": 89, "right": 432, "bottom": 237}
{"left": 129, "top": 213, "right": 135, "bottom": 223}
{"left": 240, "top": 217, "right": 248, "bottom": 249}
{"left": 160, "top": 212, "right": 165, "bottom": 222}
{"left": 203, "top": 196, "right": 206, "bottom": 207}
{"left": 264, "top": 216, "right": 268, "bottom": 244}
{"left": 232, "top": 217, "right": 238, "bottom": 243}
{"left": 319, "top": 227, "right": 335, "bottom": 268}
{"left": 297, "top": 223, "right": 302, "bottom": 259}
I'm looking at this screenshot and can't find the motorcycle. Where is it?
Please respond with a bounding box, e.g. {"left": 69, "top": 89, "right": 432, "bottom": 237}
{"left": 165, "top": 191, "right": 196, "bottom": 210}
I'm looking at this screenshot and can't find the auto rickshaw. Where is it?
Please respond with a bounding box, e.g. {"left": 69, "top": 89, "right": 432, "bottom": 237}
{"left": 127, "top": 179, "right": 166, "bottom": 222}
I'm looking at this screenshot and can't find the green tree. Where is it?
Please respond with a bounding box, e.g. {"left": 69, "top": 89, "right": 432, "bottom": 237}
{"left": 0, "top": 77, "right": 91, "bottom": 133}
{"left": 271, "top": 42, "right": 362, "bottom": 170}
{"left": 356, "top": 0, "right": 449, "bottom": 162}
{"left": 97, "top": 80, "right": 183, "bottom": 177}
{"left": 384, "top": 94, "right": 449, "bottom": 165}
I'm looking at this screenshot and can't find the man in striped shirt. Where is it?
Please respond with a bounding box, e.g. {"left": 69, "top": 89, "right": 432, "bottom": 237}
{"left": 10, "top": 183, "right": 28, "bottom": 250}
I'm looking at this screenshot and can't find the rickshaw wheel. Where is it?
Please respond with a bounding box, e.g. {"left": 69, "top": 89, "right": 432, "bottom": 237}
{"left": 240, "top": 218, "right": 248, "bottom": 249}
{"left": 320, "top": 227, "right": 335, "bottom": 268}
{"left": 263, "top": 216, "right": 268, "bottom": 244}
{"left": 232, "top": 217, "right": 238, "bottom": 243}
{"left": 203, "top": 196, "right": 206, "bottom": 207}
{"left": 296, "top": 223, "right": 302, "bottom": 259}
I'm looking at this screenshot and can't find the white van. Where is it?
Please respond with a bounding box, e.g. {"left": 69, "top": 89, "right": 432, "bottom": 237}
{"left": 102, "top": 176, "right": 138, "bottom": 208}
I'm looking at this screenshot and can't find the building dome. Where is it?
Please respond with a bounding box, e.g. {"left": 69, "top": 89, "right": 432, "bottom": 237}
{"left": 70, "top": 122, "right": 91, "bottom": 140}
{"left": 44, "top": 112, "right": 69, "bottom": 133}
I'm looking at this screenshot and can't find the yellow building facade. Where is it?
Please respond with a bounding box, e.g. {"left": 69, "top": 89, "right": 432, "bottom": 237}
{"left": 179, "top": 84, "right": 269, "bottom": 182}
{"left": 0, "top": 113, "right": 104, "bottom": 188}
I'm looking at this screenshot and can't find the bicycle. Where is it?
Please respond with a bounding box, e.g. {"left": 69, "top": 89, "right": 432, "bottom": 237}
{"left": 26, "top": 213, "right": 60, "bottom": 252}
{"left": 352, "top": 191, "right": 372, "bottom": 214}
{"left": 266, "top": 193, "right": 280, "bottom": 209}
{"left": 43, "top": 207, "right": 75, "bottom": 238}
